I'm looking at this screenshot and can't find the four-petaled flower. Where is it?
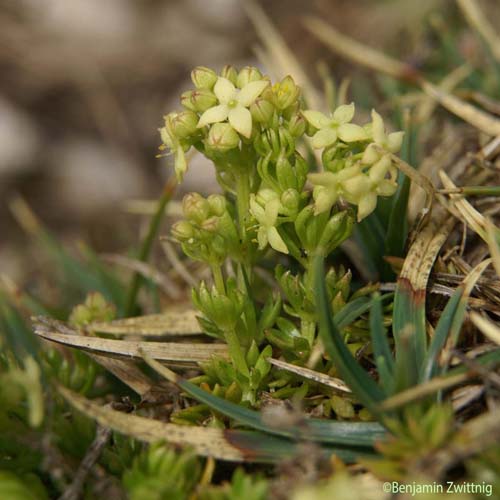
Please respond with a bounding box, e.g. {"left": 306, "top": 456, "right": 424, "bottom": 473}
{"left": 302, "top": 103, "right": 368, "bottom": 149}
{"left": 362, "top": 110, "right": 404, "bottom": 165}
{"left": 249, "top": 190, "right": 289, "bottom": 254}
{"left": 197, "top": 77, "right": 269, "bottom": 139}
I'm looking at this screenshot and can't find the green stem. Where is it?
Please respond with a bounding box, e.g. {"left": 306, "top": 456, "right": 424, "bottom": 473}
{"left": 210, "top": 264, "right": 225, "bottom": 294}
{"left": 224, "top": 329, "right": 249, "bottom": 377}
{"left": 124, "top": 180, "right": 175, "bottom": 316}
{"left": 235, "top": 169, "right": 250, "bottom": 241}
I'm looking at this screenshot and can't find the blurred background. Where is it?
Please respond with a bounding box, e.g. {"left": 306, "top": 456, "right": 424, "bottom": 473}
{"left": 1, "top": 0, "right": 499, "bottom": 291}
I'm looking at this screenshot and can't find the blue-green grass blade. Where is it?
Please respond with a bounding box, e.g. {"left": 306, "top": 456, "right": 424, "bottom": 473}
{"left": 420, "top": 287, "right": 463, "bottom": 382}
{"left": 369, "top": 294, "right": 395, "bottom": 394}
{"left": 142, "top": 353, "right": 385, "bottom": 448}
{"left": 313, "top": 256, "right": 386, "bottom": 414}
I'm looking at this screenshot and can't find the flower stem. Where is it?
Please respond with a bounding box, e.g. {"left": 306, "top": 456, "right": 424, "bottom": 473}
{"left": 235, "top": 169, "right": 250, "bottom": 242}
{"left": 210, "top": 264, "right": 225, "bottom": 294}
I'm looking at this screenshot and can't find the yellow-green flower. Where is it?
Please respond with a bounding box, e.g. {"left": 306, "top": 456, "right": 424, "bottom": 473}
{"left": 197, "top": 77, "right": 269, "bottom": 139}
{"left": 249, "top": 189, "right": 289, "bottom": 254}
{"left": 309, "top": 157, "right": 398, "bottom": 222}
{"left": 362, "top": 109, "right": 404, "bottom": 165}
{"left": 159, "top": 113, "right": 188, "bottom": 181}
{"left": 308, "top": 166, "right": 362, "bottom": 215}
{"left": 302, "top": 103, "right": 368, "bottom": 149}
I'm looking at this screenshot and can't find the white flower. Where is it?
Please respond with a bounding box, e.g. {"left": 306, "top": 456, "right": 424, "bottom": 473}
{"left": 249, "top": 190, "right": 289, "bottom": 254}
{"left": 302, "top": 103, "right": 368, "bottom": 149}
{"left": 197, "top": 77, "right": 269, "bottom": 139}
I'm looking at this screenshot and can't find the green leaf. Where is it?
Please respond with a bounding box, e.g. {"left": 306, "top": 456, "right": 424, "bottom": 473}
{"left": 369, "top": 293, "right": 395, "bottom": 394}
{"left": 143, "top": 353, "right": 385, "bottom": 448}
{"left": 313, "top": 256, "right": 386, "bottom": 415}
{"left": 392, "top": 279, "right": 426, "bottom": 391}
{"left": 420, "top": 287, "right": 463, "bottom": 382}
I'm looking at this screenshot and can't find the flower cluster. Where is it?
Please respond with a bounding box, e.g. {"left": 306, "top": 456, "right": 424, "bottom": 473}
{"left": 160, "top": 65, "right": 404, "bottom": 400}
{"left": 304, "top": 109, "right": 404, "bottom": 222}
{"left": 171, "top": 192, "right": 239, "bottom": 265}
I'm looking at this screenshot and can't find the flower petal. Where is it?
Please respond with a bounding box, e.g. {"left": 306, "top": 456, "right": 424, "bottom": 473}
{"left": 337, "top": 123, "right": 368, "bottom": 142}
{"left": 249, "top": 195, "right": 265, "bottom": 223}
{"left": 302, "top": 110, "right": 331, "bottom": 129}
{"left": 267, "top": 227, "right": 289, "bottom": 254}
{"left": 257, "top": 227, "right": 268, "bottom": 249}
{"left": 387, "top": 131, "right": 404, "bottom": 153}
{"left": 174, "top": 147, "right": 187, "bottom": 182}
{"left": 376, "top": 180, "right": 398, "bottom": 197}
{"left": 313, "top": 186, "right": 338, "bottom": 214}
{"left": 264, "top": 198, "right": 281, "bottom": 225}
{"left": 371, "top": 110, "right": 386, "bottom": 144}
{"left": 333, "top": 103, "right": 355, "bottom": 124}
{"left": 228, "top": 106, "right": 253, "bottom": 138}
{"left": 308, "top": 171, "right": 337, "bottom": 187}
{"left": 369, "top": 155, "right": 391, "bottom": 182}
{"left": 214, "top": 77, "right": 236, "bottom": 104}
{"left": 341, "top": 175, "right": 373, "bottom": 199}
{"left": 197, "top": 105, "right": 228, "bottom": 128}
{"left": 312, "top": 128, "right": 337, "bottom": 149}
{"left": 357, "top": 193, "right": 378, "bottom": 221}
{"left": 361, "top": 143, "right": 380, "bottom": 165}
{"left": 237, "top": 80, "right": 269, "bottom": 107}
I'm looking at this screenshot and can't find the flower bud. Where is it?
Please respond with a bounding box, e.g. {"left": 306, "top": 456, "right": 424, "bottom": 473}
{"left": 182, "top": 192, "right": 210, "bottom": 223}
{"left": 171, "top": 220, "right": 194, "bottom": 241}
{"left": 181, "top": 89, "right": 217, "bottom": 112}
{"left": 287, "top": 113, "right": 306, "bottom": 137}
{"left": 237, "top": 66, "right": 263, "bottom": 88}
{"left": 201, "top": 216, "right": 220, "bottom": 233}
{"left": 250, "top": 98, "right": 274, "bottom": 125}
{"left": 274, "top": 75, "right": 300, "bottom": 110}
{"left": 206, "top": 123, "right": 239, "bottom": 152}
{"left": 207, "top": 194, "right": 227, "bottom": 216}
{"left": 159, "top": 125, "right": 174, "bottom": 148}
{"left": 180, "top": 91, "right": 197, "bottom": 111}
{"left": 170, "top": 110, "right": 198, "bottom": 138}
{"left": 191, "top": 66, "right": 217, "bottom": 90}
{"left": 281, "top": 188, "right": 300, "bottom": 214}
{"left": 276, "top": 153, "right": 296, "bottom": 191}
{"left": 221, "top": 65, "right": 238, "bottom": 85}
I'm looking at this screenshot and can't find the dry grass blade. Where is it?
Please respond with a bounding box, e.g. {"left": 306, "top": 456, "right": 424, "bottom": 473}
{"left": 420, "top": 80, "right": 500, "bottom": 136}
{"left": 90, "top": 310, "right": 202, "bottom": 337}
{"left": 245, "top": 1, "right": 321, "bottom": 108}
{"left": 303, "top": 17, "right": 416, "bottom": 81}
{"left": 57, "top": 385, "right": 244, "bottom": 462}
{"left": 470, "top": 312, "right": 500, "bottom": 345}
{"left": 486, "top": 220, "right": 500, "bottom": 277}
{"left": 438, "top": 170, "right": 488, "bottom": 241}
{"left": 457, "top": 0, "right": 500, "bottom": 62}
{"left": 304, "top": 17, "right": 500, "bottom": 136}
{"left": 34, "top": 329, "right": 229, "bottom": 363}
{"left": 268, "top": 358, "right": 351, "bottom": 394}
{"left": 378, "top": 371, "right": 472, "bottom": 411}
{"left": 416, "top": 65, "right": 472, "bottom": 123}
{"left": 378, "top": 146, "right": 435, "bottom": 229}
{"left": 90, "top": 354, "right": 156, "bottom": 397}
{"left": 100, "top": 253, "right": 181, "bottom": 299}
{"left": 401, "top": 212, "right": 455, "bottom": 292}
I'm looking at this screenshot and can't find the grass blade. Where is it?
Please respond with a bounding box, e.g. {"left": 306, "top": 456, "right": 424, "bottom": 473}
{"left": 124, "top": 180, "right": 176, "bottom": 316}
{"left": 369, "top": 294, "right": 394, "bottom": 394}
{"left": 313, "top": 256, "right": 386, "bottom": 414}
{"left": 142, "top": 352, "right": 385, "bottom": 447}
